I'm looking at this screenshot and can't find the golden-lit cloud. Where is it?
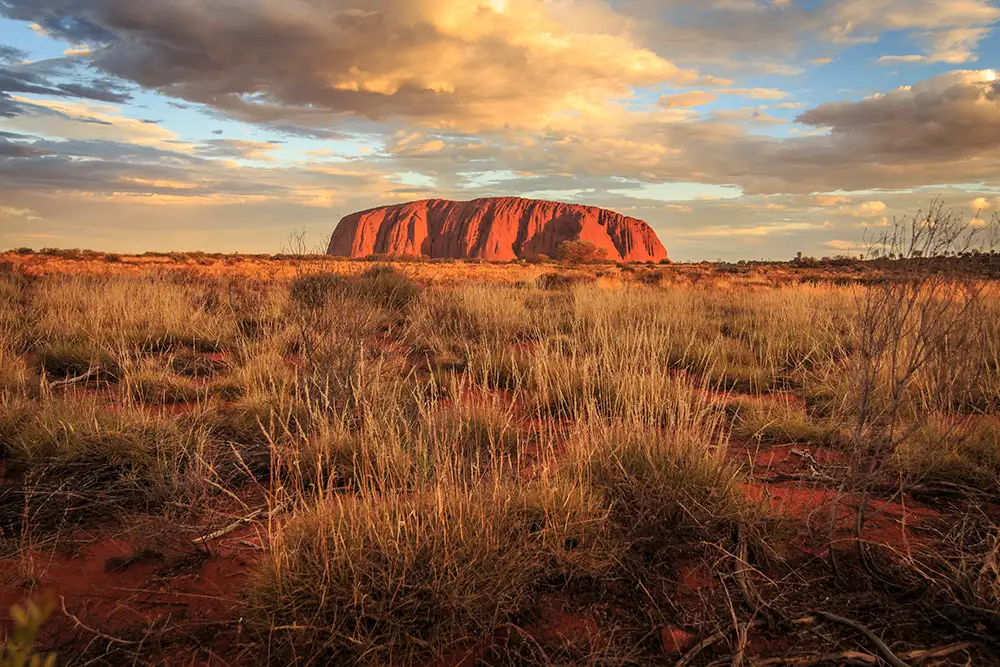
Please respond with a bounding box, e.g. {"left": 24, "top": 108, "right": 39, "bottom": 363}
{"left": 717, "top": 88, "right": 791, "bottom": 100}
{"left": 970, "top": 196, "right": 1000, "bottom": 211}
{"left": 813, "top": 194, "right": 851, "bottom": 207}
{"left": 659, "top": 91, "right": 717, "bottom": 108}
{"left": 3, "top": 97, "right": 191, "bottom": 151}
{"left": 840, "top": 200, "right": 888, "bottom": 217}
{"left": 2, "top": 0, "right": 710, "bottom": 132}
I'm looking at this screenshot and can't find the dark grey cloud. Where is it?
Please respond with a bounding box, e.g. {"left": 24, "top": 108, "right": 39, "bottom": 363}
{"left": 0, "top": 92, "right": 19, "bottom": 117}
{"left": 0, "top": 3, "right": 117, "bottom": 44}
{"left": 0, "top": 54, "right": 132, "bottom": 115}
{"left": 0, "top": 45, "right": 28, "bottom": 64}
{"left": 796, "top": 71, "right": 1000, "bottom": 160}
{"left": 55, "top": 79, "right": 130, "bottom": 103}
{"left": 0, "top": 132, "right": 51, "bottom": 156}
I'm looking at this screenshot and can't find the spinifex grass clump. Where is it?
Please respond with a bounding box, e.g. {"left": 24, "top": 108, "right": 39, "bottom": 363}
{"left": 28, "top": 275, "right": 238, "bottom": 356}
{"left": 245, "top": 480, "right": 612, "bottom": 666}
{"left": 565, "top": 391, "right": 760, "bottom": 553}
{"left": 0, "top": 398, "right": 209, "bottom": 533}
{"left": 729, "top": 399, "right": 851, "bottom": 448}
{"left": 289, "top": 264, "right": 420, "bottom": 313}
{"left": 895, "top": 416, "right": 1000, "bottom": 493}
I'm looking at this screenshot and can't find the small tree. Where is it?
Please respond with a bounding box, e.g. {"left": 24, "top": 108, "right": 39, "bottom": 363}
{"left": 832, "top": 200, "right": 992, "bottom": 577}
{"left": 556, "top": 240, "right": 610, "bottom": 265}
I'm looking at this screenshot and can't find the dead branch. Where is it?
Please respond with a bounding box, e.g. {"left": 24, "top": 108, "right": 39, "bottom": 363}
{"left": 903, "top": 642, "right": 971, "bottom": 663}
{"left": 674, "top": 628, "right": 730, "bottom": 667}
{"left": 192, "top": 503, "right": 283, "bottom": 545}
{"left": 678, "top": 610, "right": 957, "bottom": 667}
{"left": 60, "top": 595, "right": 137, "bottom": 646}
{"left": 49, "top": 367, "right": 98, "bottom": 389}
{"left": 740, "top": 642, "right": 969, "bottom": 667}
{"left": 810, "top": 611, "right": 910, "bottom": 667}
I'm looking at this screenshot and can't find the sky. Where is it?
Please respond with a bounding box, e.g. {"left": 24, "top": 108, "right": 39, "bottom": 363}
{"left": 1, "top": 0, "right": 999, "bottom": 261}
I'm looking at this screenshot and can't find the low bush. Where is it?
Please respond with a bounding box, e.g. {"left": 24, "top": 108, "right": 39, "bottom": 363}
{"left": 36, "top": 340, "right": 120, "bottom": 383}
{"left": 356, "top": 265, "right": 421, "bottom": 310}
{"left": 557, "top": 240, "right": 610, "bottom": 265}
{"left": 244, "top": 481, "right": 612, "bottom": 666}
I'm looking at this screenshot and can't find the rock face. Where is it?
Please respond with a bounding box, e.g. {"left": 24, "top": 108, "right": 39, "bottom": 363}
{"left": 327, "top": 197, "right": 668, "bottom": 263}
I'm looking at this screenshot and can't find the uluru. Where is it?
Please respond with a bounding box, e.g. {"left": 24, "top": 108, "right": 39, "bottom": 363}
{"left": 327, "top": 197, "right": 668, "bottom": 262}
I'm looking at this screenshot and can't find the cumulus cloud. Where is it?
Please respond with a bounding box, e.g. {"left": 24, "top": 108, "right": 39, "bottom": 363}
{"left": 840, "top": 200, "right": 888, "bottom": 217}
{"left": 796, "top": 70, "right": 1000, "bottom": 160}
{"left": 970, "top": 196, "right": 1000, "bottom": 211}
{"left": 0, "top": 0, "right": 708, "bottom": 132}
{"left": 659, "top": 91, "right": 717, "bottom": 108}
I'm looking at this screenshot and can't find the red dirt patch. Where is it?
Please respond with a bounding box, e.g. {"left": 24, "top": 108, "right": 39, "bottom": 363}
{"left": 0, "top": 524, "right": 262, "bottom": 663}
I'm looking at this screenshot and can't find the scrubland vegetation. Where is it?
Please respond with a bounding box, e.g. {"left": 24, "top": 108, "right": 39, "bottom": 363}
{"left": 1, "top": 217, "right": 1000, "bottom": 665}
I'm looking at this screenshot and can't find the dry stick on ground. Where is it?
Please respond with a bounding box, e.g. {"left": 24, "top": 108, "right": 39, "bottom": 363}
{"left": 708, "top": 651, "right": 879, "bottom": 667}
{"left": 60, "top": 595, "right": 137, "bottom": 646}
{"left": 675, "top": 611, "right": 915, "bottom": 667}
{"left": 192, "top": 504, "right": 284, "bottom": 545}
{"left": 734, "top": 642, "right": 970, "bottom": 667}
{"left": 811, "top": 611, "right": 910, "bottom": 667}
{"left": 49, "top": 366, "right": 98, "bottom": 389}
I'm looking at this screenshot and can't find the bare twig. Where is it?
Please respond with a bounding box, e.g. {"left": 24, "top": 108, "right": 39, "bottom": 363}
{"left": 61, "top": 595, "right": 137, "bottom": 646}
{"left": 904, "top": 642, "right": 971, "bottom": 663}
{"left": 674, "top": 629, "right": 729, "bottom": 667}
{"left": 49, "top": 367, "right": 98, "bottom": 389}
{"left": 192, "top": 504, "right": 284, "bottom": 545}
{"left": 748, "top": 642, "right": 970, "bottom": 666}
{"left": 810, "top": 611, "right": 910, "bottom": 667}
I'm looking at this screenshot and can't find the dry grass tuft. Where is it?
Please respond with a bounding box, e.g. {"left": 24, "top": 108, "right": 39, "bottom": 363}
{"left": 245, "top": 480, "right": 612, "bottom": 666}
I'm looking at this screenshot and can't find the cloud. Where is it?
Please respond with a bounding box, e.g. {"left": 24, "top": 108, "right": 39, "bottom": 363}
{"left": 2, "top": 96, "right": 192, "bottom": 150}
{"left": 795, "top": 70, "right": 1000, "bottom": 161}
{"left": 0, "top": 46, "right": 28, "bottom": 64}
{"left": 0, "top": 132, "right": 52, "bottom": 156}
{"left": 625, "top": 0, "right": 999, "bottom": 72}
{"left": 812, "top": 194, "right": 851, "bottom": 206}
{"left": 878, "top": 55, "right": 928, "bottom": 64}
{"left": 659, "top": 91, "right": 717, "bottom": 108}
{"left": 348, "top": 68, "right": 1000, "bottom": 198}
{"left": 0, "top": 56, "right": 132, "bottom": 116}
{"left": 0, "top": 205, "right": 42, "bottom": 220}
{"left": 0, "top": 0, "right": 708, "bottom": 132}
{"left": 840, "top": 200, "right": 887, "bottom": 217}
{"left": 970, "top": 196, "right": 1000, "bottom": 211}
{"left": 679, "top": 221, "right": 825, "bottom": 238}
{"left": 198, "top": 139, "right": 282, "bottom": 161}
{"left": 822, "top": 239, "right": 863, "bottom": 252}
{"left": 717, "top": 88, "right": 790, "bottom": 100}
